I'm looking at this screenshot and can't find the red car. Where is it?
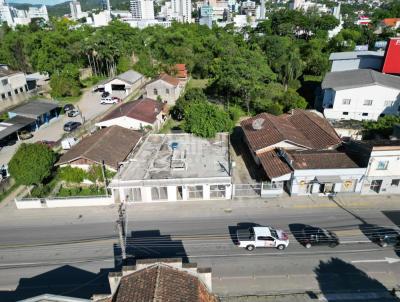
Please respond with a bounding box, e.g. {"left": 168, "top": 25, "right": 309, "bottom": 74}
{"left": 37, "top": 140, "right": 58, "bottom": 148}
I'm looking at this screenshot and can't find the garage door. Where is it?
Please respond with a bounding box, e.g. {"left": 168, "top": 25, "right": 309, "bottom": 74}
{"left": 111, "top": 84, "right": 125, "bottom": 91}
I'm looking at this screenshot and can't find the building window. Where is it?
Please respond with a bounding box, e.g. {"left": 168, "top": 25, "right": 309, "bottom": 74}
{"left": 166, "top": 88, "right": 170, "bottom": 94}
{"left": 342, "top": 99, "right": 351, "bottom": 105}
{"left": 362, "top": 113, "right": 368, "bottom": 116}
{"left": 7, "top": 92, "right": 11, "bottom": 97}
{"left": 1, "top": 79, "right": 7, "bottom": 86}
{"left": 343, "top": 112, "right": 349, "bottom": 115}
{"left": 153, "top": 88, "right": 158, "bottom": 95}
{"left": 1, "top": 93, "right": 5, "bottom": 99}
{"left": 364, "top": 99, "right": 373, "bottom": 106}
{"left": 385, "top": 100, "right": 394, "bottom": 107}
{"left": 19, "top": 87, "right": 23, "bottom": 93}
{"left": 187, "top": 185, "right": 203, "bottom": 199}
{"left": 25, "top": 84, "right": 28, "bottom": 91}
{"left": 391, "top": 179, "right": 400, "bottom": 186}
{"left": 14, "top": 89, "right": 18, "bottom": 95}
{"left": 370, "top": 180, "right": 383, "bottom": 193}
{"left": 377, "top": 161, "right": 389, "bottom": 170}
{"left": 210, "top": 185, "right": 226, "bottom": 198}
{"left": 151, "top": 187, "right": 168, "bottom": 200}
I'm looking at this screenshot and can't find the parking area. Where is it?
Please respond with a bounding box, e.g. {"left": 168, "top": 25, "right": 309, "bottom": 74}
{"left": 0, "top": 88, "right": 121, "bottom": 166}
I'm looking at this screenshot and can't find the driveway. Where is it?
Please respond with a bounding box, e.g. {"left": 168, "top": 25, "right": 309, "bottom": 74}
{"left": 0, "top": 89, "right": 127, "bottom": 166}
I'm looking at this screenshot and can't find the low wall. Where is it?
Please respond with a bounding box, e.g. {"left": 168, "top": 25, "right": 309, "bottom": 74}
{"left": 15, "top": 196, "right": 114, "bottom": 209}
{"left": 46, "top": 196, "right": 114, "bottom": 208}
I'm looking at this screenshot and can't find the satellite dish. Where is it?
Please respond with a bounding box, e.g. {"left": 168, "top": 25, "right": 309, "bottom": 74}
{"left": 252, "top": 118, "right": 265, "bottom": 130}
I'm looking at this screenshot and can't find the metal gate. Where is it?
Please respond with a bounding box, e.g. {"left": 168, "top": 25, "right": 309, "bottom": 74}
{"left": 233, "top": 183, "right": 261, "bottom": 197}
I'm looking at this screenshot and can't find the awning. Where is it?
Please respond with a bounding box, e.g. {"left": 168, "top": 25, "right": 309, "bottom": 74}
{"left": 315, "top": 176, "right": 342, "bottom": 184}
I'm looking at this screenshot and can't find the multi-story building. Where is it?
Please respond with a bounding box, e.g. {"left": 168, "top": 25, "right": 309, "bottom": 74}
{"left": 130, "top": 0, "right": 155, "bottom": 19}
{"left": 70, "top": 0, "right": 88, "bottom": 20}
{"left": 171, "top": 0, "right": 192, "bottom": 22}
{"left": 0, "top": 66, "right": 31, "bottom": 111}
{"left": 322, "top": 69, "right": 400, "bottom": 121}
{"left": 0, "top": 0, "right": 48, "bottom": 27}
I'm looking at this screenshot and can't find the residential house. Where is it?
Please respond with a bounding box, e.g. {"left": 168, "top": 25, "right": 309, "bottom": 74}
{"left": 97, "top": 69, "right": 145, "bottom": 96}
{"left": 106, "top": 258, "right": 216, "bottom": 302}
{"left": 0, "top": 66, "right": 31, "bottom": 111}
{"left": 379, "top": 18, "right": 400, "bottom": 30}
{"left": 95, "top": 98, "right": 166, "bottom": 131}
{"left": 346, "top": 140, "right": 400, "bottom": 195}
{"left": 329, "top": 51, "right": 384, "bottom": 72}
{"left": 174, "top": 63, "right": 188, "bottom": 81}
{"left": 57, "top": 126, "right": 142, "bottom": 172}
{"left": 19, "top": 294, "right": 90, "bottom": 302}
{"left": 240, "top": 110, "right": 342, "bottom": 196}
{"left": 321, "top": 69, "right": 400, "bottom": 121}
{"left": 145, "top": 73, "right": 183, "bottom": 105}
{"left": 109, "top": 133, "right": 232, "bottom": 203}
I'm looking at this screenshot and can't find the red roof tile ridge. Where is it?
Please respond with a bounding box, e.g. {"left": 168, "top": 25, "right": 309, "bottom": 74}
{"left": 153, "top": 265, "right": 162, "bottom": 302}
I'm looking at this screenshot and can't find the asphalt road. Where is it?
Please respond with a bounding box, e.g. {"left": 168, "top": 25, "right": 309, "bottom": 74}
{"left": 0, "top": 203, "right": 399, "bottom": 301}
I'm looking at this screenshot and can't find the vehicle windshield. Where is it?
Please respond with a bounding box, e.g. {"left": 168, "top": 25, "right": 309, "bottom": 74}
{"left": 270, "top": 229, "right": 278, "bottom": 238}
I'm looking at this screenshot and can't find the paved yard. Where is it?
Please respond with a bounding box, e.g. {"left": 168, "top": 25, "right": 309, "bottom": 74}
{"left": 0, "top": 89, "right": 131, "bottom": 166}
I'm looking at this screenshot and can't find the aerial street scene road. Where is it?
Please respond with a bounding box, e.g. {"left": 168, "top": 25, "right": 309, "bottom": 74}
{"left": 1, "top": 0, "right": 400, "bottom": 301}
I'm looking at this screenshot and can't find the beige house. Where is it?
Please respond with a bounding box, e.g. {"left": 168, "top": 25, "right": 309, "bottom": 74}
{"left": 146, "top": 73, "right": 183, "bottom": 105}
{"left": 0, "top": 66, "right": 31, "bottom": 111}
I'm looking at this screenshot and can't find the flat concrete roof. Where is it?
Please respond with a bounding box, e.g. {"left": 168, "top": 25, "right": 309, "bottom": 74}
{"left": 9, "top": 100, "right": 59, "bottom": 118}
{"left": 112, "top": 133, "right": 231, "bottom": 185}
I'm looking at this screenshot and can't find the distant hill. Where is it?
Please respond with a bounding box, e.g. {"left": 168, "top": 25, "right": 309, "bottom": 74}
{"left": 10, "top": 0, "right": 130, "bottom": 17}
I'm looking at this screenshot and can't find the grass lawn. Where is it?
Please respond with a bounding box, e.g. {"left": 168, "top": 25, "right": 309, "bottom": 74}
{"left": 57, "top": 186, "right": 107, "bottom": 197}
{"left": 0, "top": 182, "right": 19, "bottom": 203}
{"left": 56, "top": 95, "right": 82, "bottom": 104}
{"left": 159, "top": 118, "right": 182, "bottom": 134}
{"left": 187, "top": 78, "right": 209, "bottom": 89}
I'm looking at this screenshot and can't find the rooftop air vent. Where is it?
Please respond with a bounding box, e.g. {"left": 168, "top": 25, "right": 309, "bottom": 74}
{"left": 252, "top": 118, "right": 265, "bottom": 130}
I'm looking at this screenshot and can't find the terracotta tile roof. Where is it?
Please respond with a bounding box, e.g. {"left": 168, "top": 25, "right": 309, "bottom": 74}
{"left": 382, "top": 18, "right": 400, "bottom": 27}
{"left": 258, "top": 149, "right": 292, "bottom": 180}
{"left": 112, "top": 264, "right": 217, "bottom": 302}
{"left": 287, "top": 150, "right": 361, "bottom": 170}
{"left": 159, "top": 73, "right": 180, "bottom": 86}
{"left": 174, "top": 64, "right": 188, "bottom": 79}
{"left": 56, "top": 126, "right": 142, "bottom": 170}
{"left": 240, "top": 110, "right": 341, "bottom": 153}
{"left": 101, "top": 98, "right": 164, "bottom": 124}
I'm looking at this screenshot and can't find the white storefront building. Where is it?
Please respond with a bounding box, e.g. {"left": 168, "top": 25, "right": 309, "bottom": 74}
{"left": 109, "top": 133, "right": 232, "bottom": 203}
{"left": 322, "top": 69, "right": 400, "bottom": 121}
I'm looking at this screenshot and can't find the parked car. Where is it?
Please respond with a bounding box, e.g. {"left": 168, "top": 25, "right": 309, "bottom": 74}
{"left": 100, "top": 97, "right": 119, "bottom": 104}
{"left": 379, "top": 234, "right": 400, "bottom": 248}
{"left": 237, "top": 226, "right": 289, "bottom": 251}
{"left": 18, "top": 130, "right": 33, "bottom": 140}
{"left": 67, "top": 109, "right": 80, "bottom": 117}
{"left": 63, "top": 104, "right": 75, "bottom": 112}
{"left": 37, "top": 140, "right": 57, "bottom": 149}
{"left": 101, "top": 91, "right": 110, "bottom": 98}
{"left": 300, "top": 227, "right": 339, "bottom": 248}
{"left": 63, "top": 121, "right": 81, "bottom": 132}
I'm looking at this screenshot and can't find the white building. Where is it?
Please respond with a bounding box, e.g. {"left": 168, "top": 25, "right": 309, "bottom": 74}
{"left": 92, "top": 10, "right": 111, "bottom": 27}
{"left": 0, "top": 0, "right": 48, "bottom": 27}
{"left": 70, "top": 0, "right": 88, "bottom": 20}
{"left": 329, "top": 51, "right": 384, "bottom": 72}
{"left": 123, "top": 18, "right": 171, "bottom": 28}
{"left": 0, "top": 66, "right": 31, "bottom": 111}
{"left": 145, "top": 73, "right": 183, "bottom": 105}
{"left": 347, "top": 140, "right": 400, "bottom": 195}
{"left": 171, "top": 0, "right": 192, "bottom": 22}
{"left": 130, "top": 0, "right": 155, "bottom": 19}
{"left": 322, "top": 69, "right": 400, "bottom": 121}
{"left": 109, "top": 133, "right": 232, "bottom": 203}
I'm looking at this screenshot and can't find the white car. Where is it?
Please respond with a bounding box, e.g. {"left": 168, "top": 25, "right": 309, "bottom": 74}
{"left": 100, "top": 97, "right": 119, "bottom": 104}
{"left": 237, "top": 226, "right": 289, "bottom": 251}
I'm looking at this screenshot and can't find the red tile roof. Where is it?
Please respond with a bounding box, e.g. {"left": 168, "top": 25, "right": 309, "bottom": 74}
{"left": 101, "top": 98, "right": 164, "bottom": 124}
{"left": 258, "top": 149, "right": 292, "bottom": 180}
{"left": 159, "top": 73, "right": 180, "bottom": 86}
{"left": 56, "top": 126, "right": 142, "bottom": 170}
{"left": 382, "top": 18, "right": 400, "bottom": 27}
{"left": 174, "top": 64, "right": 188, "bottom": 79}
{"left": 112, "top": 264, "right": 217, "bottom": 302}
{"left": 287, "top": 150, "right": 361, "bottom": 169}
{"left": 241, "top": 110, "right": 341, "bottom": 153}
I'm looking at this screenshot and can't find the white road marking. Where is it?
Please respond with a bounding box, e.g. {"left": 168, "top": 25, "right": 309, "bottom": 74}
{"left": 352, "top": 257, "right": 400, "bottom": 264}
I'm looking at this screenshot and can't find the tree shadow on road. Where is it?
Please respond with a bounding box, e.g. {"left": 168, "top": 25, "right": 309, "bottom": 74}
{"left": 314, "top": 258, "right": 397, "bottom": 301}
{"left": 228, "top": 222, "right": 261, "bottom": 245}
{"left": 114, "top": 229, "right": 188, "bottom": 268}
{"left": 0, "top": 265, "right": 112, "bottom": 302}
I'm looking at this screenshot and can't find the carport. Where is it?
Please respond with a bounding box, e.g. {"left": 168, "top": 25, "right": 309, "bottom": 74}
{"left": 0, "top": 115, "right": 36, "bottom": 143}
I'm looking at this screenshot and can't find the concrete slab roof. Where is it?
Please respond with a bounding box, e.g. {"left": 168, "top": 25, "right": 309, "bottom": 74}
{"left": 112, "top": 133, "right": 231, "bottom": 185}
{"left": 9, "top": 100, "right": 59, "bottom": 119}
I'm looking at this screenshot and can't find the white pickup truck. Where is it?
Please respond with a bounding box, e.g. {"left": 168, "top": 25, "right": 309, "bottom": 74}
{"left": 237, "top": 226, "right": 289, "bottom": 251}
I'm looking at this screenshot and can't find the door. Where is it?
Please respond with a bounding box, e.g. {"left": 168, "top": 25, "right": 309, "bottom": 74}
{"left": 257, "top": 236, "right": 275, "bottom": 248}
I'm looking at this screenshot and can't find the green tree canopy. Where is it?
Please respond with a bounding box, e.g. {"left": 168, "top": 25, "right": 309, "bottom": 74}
{"left": 9, "top": 143, "right": 56, "bottom": 185}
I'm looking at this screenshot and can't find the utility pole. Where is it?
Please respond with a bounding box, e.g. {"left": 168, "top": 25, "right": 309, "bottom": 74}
{"left": 101, "top": 160, "right": 108, "bottom": 197}
{"left": 116, "top": 203, "right": 127, "bottom": 262}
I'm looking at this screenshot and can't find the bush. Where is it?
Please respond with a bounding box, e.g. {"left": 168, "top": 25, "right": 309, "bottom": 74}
{"left": 228, "top": 105, "right": 246, "bottom": 123}
{"left": 58, "top": 166, "right": 87, "bottom": 183}
{"left": 363, "top": 115, "right": 400, "bottom": 138}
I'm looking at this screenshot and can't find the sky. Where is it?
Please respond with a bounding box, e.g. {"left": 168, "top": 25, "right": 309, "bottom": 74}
{"left": 9, "top": 0, "right": 67, "bottom": 5}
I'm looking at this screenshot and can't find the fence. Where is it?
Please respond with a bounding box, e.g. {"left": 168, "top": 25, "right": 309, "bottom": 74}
{"left": 15, "top": 195, "right": 114, "bottom": 209}
{"left": 233, "top": 183, "right": 261, "bottom": 197}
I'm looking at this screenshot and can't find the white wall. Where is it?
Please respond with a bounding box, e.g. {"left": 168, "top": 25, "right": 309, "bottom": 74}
{"left": 96, "top": 116, "right": 153, "bottom": 130}
{"left": 331, "top": 57, "right": 383, "bottom": 72}
{"left": 46, "top": 197, "right": 113, "bottom": 207}
{"left": 146, "top": 80, "right": 181, "bottom": 105}
{"left": 15, "top": 198, "right": 42, "bottom": 209}
{"left": 323, "top": 84, "right": 400, "bottom": 121}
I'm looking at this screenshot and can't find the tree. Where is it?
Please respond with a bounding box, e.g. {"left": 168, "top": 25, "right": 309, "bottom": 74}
{"left": 9, "top": 143, "right": 56, "bottom": 185}
{"left": 50, "top": 64, "right": 81, "bottom": 97}
{"left": 183, "top": 101, "right": 234, "bottom": 138}
{"left": 363, "top": 115, "right": 400, "bottom": 138}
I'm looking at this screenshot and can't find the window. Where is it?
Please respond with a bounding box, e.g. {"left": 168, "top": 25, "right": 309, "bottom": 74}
{"left": 391, "top": 179, "right": 400, "bottom": 186}
{"left": 377, "top": 161, "right": 389, "bottom": 170}
{"left": 362, "top": 113, "right": 368, "bottom": 116}
{"left": 385, "top": 100, "right": 395, "bottom": 107}
{"left": 370, "top": 179, "right": 382, "bottom": 193}
{"left": 153, "top": 88, "right": 158, "bottom": 95}
{"left": 151, "top": 187, "right": 168, "bottom": 200}
{"left": 14, "top": 89, "right": 18, "bottom": 95}
{"left": 187, "top": 185, "right": 203, "bottom": 199}
{"left": 7, "top": 92, "right": 11, "bottom": 97}
{"left": 364, "top": 99, "right": 373, "bottom": 106}
{"left": 210, "top": 185, "right": 226, "bottom": 198}
{"left": 1, "top": 94, "right": 5, "bottom": 99}
{"left": 342, "top": 99, "right": 351, "bottom": 105}
{"left": 1, "top": 79, "right": 7, "bottom": 86}
{"left": 19, "top": 87, "right": 23, "bottom": 93}
{"left": 343, "top": 112, "right": 349, "bottom": 116}
{"left": 166, "top": 88, "right": 170, "bottom": 94}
